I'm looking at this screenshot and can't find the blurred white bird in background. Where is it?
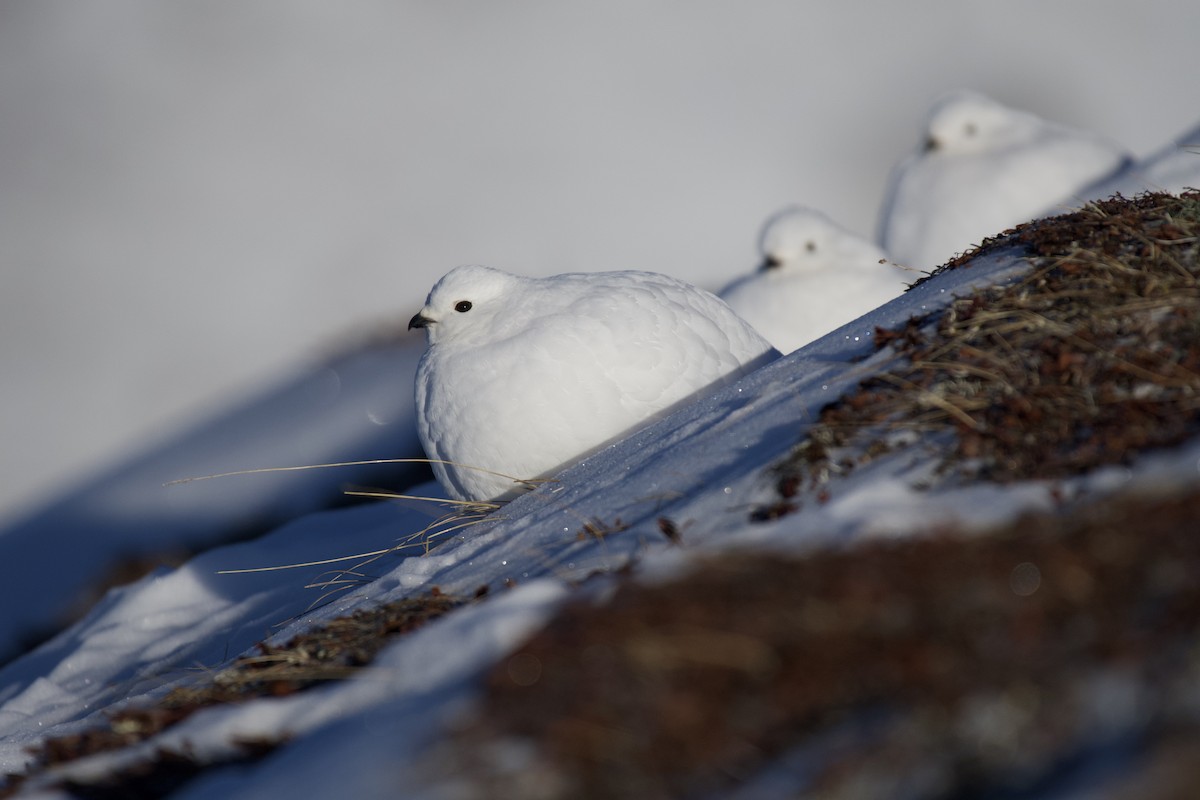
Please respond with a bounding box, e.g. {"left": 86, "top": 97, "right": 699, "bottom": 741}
{"left": 878, "top": 90, "right": 1131, "bottom": 269}
{"left": 719, "top": 206, "right": 910, "bottom": 353}
{"left": 410, "top": 264, "right": 778, "bottom": 502}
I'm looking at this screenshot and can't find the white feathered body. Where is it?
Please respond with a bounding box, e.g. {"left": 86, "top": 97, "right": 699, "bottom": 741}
{"left": 879, "top": 91, "right": 1130, "bottom": 269}
{"left": 720, "top": 262, "right": 905, "bottom": 354}
{"left": 720, "top": 206, "right": 909, "bottom": 353}
{"left": 412, "top": 266, "right": 777, "bottom": 501}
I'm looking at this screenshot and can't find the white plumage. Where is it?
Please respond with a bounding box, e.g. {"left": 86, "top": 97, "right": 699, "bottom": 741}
{"left": 719, "top": 206, "right": 910, "bottom": 353}
{"left": 410, "top": 265, "right": 778, "bottom": 502}
{"left": 878, "top": 90, "right": 1130, "bottom": 269}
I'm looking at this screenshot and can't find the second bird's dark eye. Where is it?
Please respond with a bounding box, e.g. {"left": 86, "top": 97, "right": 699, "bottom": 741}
{"left": 455, "top": 301, "right": 472, "bottom": 313}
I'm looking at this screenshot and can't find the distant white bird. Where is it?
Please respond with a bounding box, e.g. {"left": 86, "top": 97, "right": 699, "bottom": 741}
{"left": 719, "top": 206, "right": 910, "bottom": 353}
{"left": 878, "top": 90, "right": 1131, "bottom": 269}
{"left": 409, "top": 265, "right": 778, "bottom": 502}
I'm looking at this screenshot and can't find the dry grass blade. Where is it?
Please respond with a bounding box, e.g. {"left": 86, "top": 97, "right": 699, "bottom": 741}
{"left": 216, "top": 504, "right": 499, "bottom": 603}
{"left": 164, "top": 457, "right": 544, "bottom": 494}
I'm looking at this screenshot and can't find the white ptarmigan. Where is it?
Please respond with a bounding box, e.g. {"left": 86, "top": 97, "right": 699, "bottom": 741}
{"left": 409, "top": 265, "right": 779, "bottom": 502}
{"left": 878, "top": 90, "right": 1131, "bottom": 269}
{"left": 719, "top": 206, "right": 910, "bottom": 353}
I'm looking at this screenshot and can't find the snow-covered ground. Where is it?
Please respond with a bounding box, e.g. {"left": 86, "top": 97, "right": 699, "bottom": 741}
{"left": 5, "top": 215, "right": 1198, "bottom": 797}
{"left": 0, "top": 336, "right": 426, "bottom": 662}
{"left": 3, "top": 5, "right": 1200, "bottom": 796}
{"left": 0, "top": 244, "right": 1030, "bottom": 790}
{"left": 3, "top": 2, "right": 1200, "bottom": 523}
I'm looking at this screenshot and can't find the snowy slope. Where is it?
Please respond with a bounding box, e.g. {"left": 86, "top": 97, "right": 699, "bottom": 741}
{"left": 3, "top": 195, "right": 1200, "bottom": 797}
{"left": 1081, "top": 118, "right": 1200, "bottom": 198}
{"left": 0, "top": 247, "right": 1035, "bottom": 791}
{"left": 5, "top": 2, "right": 1200, "bottom": 530}
{"left": 0, "top": 337, "right": 427, "bottom": 663}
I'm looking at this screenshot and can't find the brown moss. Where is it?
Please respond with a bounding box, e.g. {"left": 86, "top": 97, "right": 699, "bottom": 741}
{"left": 55, "top": 739, "right": 284, "bottom": 800}
{"left": 760, "top": 192, "right": 1200, "bottom": 518}
{"left": 4, "top": 591, "right": 465, "bottom": 798}
{"left": 466, "top": 486, "right": 1200, "bottom": 798}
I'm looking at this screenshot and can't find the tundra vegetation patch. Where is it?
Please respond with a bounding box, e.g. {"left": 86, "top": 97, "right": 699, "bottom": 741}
{"left": 453, "top": 193, "right": 1200, "bottom": 799}
{"left": 2, "top": 591, "right": 467, "bottom": 799}
{"left": 467, "top": 484, "right": 1200, "bottom": 799}
{"left": 761, "top": 192, "right": 1200, "bottom": 518}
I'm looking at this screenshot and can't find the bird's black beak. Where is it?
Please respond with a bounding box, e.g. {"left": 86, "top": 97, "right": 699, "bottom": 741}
{"left": 409, "top": 312, "right": 432, "bottom": 330}
{"left": 758, "top": 255, "right": 783, "bottom": 273}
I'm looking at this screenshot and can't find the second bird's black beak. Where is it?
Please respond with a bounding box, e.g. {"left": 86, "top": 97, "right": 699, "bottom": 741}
{"left": 409, "top": 312, "right": 432, "bottom": 330}
{"left": 758, "top": 255, "right": 783, "bottom": 273}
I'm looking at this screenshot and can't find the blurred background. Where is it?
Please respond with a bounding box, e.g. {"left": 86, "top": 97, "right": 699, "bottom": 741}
{"left": 1, "top": 0, "right": 1197, "bottom": 524}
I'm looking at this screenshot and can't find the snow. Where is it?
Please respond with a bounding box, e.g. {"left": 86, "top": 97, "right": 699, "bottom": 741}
{"left": 2, "top": 6, "right": 1200, "bottom": 796}
{"left": 1, "top": 222, "right": 1199, "bottom": 795}
{"left": 4, "top": 3, "right": 1200, "bottom": 525}
{"left": 0, "top": 338, "right": 427, "bottom": 663}
{"left": 0, "top": 244, "right": 1040, "bottom": 790}
{"left": 1082, "top": 118, "right": 1200, "bottom": 199}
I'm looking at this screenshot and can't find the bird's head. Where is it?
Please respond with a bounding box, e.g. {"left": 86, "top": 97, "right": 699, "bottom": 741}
{"left": 922, "top": 90, "right": 1034, "bottom": 155}
{"left": 409, "top": 264, "right": 523, "bottom": 346}
{"left": 756, "top": 206, "right": 882, "bottom": 273}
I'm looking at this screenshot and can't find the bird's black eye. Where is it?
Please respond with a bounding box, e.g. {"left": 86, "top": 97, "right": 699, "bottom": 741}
{"left": 964, "top": 122, "right": 978, "bottom": 137}
{"left": 804, "top": 240, "right": 817, "bottom": 253}
{"left": 455, "top": 300, "right": 472, "bottom": 313}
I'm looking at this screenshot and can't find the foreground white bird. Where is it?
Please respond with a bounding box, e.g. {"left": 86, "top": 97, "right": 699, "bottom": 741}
{"left": 410, "top": 265, "right": 779, "bottom": 502}
{"left": 878, "top": 90, "right": 1130, "bottom": 269}
{"left": 719, "top": 206, "right": 910, "bottom": 353}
